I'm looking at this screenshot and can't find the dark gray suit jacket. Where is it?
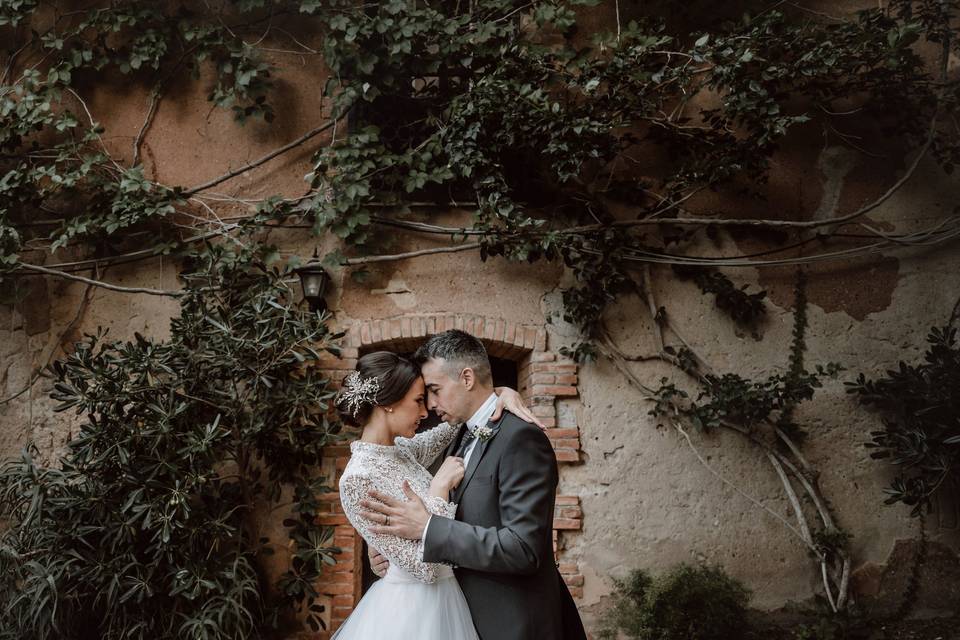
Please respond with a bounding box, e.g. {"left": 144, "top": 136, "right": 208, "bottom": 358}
{"left": 423, "top": 412, "right": 587, "bottom": 640}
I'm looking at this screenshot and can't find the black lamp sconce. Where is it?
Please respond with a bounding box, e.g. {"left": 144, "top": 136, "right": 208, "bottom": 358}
{"left": 294, "top": 248, "right": 331, "bottom": 313}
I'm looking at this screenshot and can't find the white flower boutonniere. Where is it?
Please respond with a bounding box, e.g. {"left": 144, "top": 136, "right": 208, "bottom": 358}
{"left": 473, "top": 425, "right": 496, "bottom": 442}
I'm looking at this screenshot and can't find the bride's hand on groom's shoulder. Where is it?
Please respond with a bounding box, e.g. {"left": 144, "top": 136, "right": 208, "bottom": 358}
{"left": 367, "top": 546, "right": 389, "bottom": 578}
{"left": 493, "top": 386, "right": 546, "bottom": 429}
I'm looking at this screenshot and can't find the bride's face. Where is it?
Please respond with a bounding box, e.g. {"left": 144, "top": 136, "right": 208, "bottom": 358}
{"left": 385, "top": 377, "right": 429, "bottom": 439}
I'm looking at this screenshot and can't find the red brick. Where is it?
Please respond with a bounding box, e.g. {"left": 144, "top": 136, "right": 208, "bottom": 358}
{"left": 530, "top": 373, "right": 555, "bottom": 385}
{"left": 563, "top": 574, "right": 585, "bottom": 587}
{"left": 483, "top": 319, "right": 496, "bottom": 341}
{"left": 558, "top": 506, "right": 582, "bottom": 519}
{"left": 555, "top": 450, "right": 580, "bottom": 462}
{"left": 494, "top": 318, "right": 506, "bottom": 343}
{"left": 521, "top": 327, "right": 537, "bottom": 349}
{"left": 532, "top": 385, "right": 578, "bottom": 397}
{"left": 545, "top": 428, "right": 579, "bottom": 439}
{"left": 388, "top": 318, "right": 402, "bottom": 340}
{"left": 545, "top": 364, "right": 578, "bottom": 374}
{"left": 532, "top": 351, "right": 556, "bottom": 362}
{"left": 535, "top": 329, "right": 547, "bottom": 352}
{"left": 550, "top": 438, "right": 580, "bottom": 450}
{"left": 360, "top": 322, "right": 371, "bottom": 344}
{"left": 558, "top": 562, "right": 579, "bottom": 574}
{"left": 553, "top": 518, "right": 581, "bottom": 530}
{"left": 322, "top": 569, "right": 353, "bottom": 582}
{"left": 531, "top": 404, "right": 555, "bottom": 417}
{"left": 554, "top": 374, "right": 578, "bottom": 385}
{"left": 317, "top": 514, "right": 350, "bottom": 526}
{"left": 537, "top": 417, "right": 557, "bottom": 428}
{"left": 454, "top": 315, "right": 465, "bottom": 330}
{"left": 400, "top": 317, "right": 411, "bottom": 337}
{"left": 370, "top": 320, "right": 383, "bottom": 344}
{"left": 332, "top": 595, "right": 354, "bottom": 607}
{"left": 528, "top": 362, "right": 559, "bottom": 374}
{"left": 567, "top": 586, "right": 584, "bottom": 599}
{"left": 412, "top": 317, "right": 426, "bottom": 338}
{"left": 426, "top": 316, "right": 437, "bottom": 334}
{"left": 556, "top": 495, "right": 580, "bottom": 506}
{"left": 319, "top": 582, "right": 355, "bottom": 595}
{"left": 503, "top": 323, "right": 516, "bottom": 345}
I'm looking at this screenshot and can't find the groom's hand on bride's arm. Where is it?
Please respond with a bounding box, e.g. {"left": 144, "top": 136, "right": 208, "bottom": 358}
{"left": 493, "top": 386, "right": 546, "bottom": 429}
{"left": 361, "top": 481, "right": 432, "bottom": 540}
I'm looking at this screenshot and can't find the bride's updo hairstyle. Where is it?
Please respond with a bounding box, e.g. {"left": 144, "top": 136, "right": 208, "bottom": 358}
{"left": 335, "top": 351, "right": 420, "bottom": 428}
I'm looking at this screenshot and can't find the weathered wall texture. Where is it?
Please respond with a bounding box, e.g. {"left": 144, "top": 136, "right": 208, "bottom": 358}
{"left": 2, "top": 3, "right": 960, "bottom": 637}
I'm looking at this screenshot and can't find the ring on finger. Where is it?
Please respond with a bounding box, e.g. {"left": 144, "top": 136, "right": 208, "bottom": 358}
{"left": 385, "top": 514, "right": 390, "bottom": 526}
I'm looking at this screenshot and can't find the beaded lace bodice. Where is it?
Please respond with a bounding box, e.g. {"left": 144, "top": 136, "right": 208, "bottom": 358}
{"left": 339, "top": 421, "right": 460, "bottom": 584}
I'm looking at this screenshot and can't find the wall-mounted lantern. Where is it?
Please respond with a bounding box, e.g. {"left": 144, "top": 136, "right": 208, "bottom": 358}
{"left": 295, "top": 249, "right": 331, "bottom": 313}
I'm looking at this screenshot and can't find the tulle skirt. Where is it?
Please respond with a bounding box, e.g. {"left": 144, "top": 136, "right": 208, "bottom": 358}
{"left": 331, "top": 565, "right": 479, "bottom": 640}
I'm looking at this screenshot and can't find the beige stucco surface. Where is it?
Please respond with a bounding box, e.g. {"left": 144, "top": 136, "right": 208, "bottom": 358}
{"left": 2, "top": 4, "right": 959, "bottom": 635}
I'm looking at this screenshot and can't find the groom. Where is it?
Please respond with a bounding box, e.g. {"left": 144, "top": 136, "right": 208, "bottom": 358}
{"left": 360, "top": 329, "right": 587, "bottom": 640}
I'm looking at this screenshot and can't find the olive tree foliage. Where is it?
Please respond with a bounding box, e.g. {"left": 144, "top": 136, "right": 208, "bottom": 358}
{"left": 2, "top": 0, "right": 960, "bottom": 632}
{"left": 0, "top": 242, "right": 343, "bottom": 639}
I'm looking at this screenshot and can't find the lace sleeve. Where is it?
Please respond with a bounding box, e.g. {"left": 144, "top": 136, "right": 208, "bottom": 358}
{"left": 424, "top": 494, "right": 457, "bottom": 519}
{"left": 339, "top": 472, "right": 447, "bottom": 584}
{"left": 395, "top": 421, "right": 459, "bottom": 467}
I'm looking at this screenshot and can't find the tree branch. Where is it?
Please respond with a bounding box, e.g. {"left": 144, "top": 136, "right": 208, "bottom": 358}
{"left": 341, "top": 242, "right": 482, "bottom": 265}
{"left": 182, "top": 116, "right": 343, "bottom": 197}
{"left": 11, "top": 262, "right": 183, "bottom": 297}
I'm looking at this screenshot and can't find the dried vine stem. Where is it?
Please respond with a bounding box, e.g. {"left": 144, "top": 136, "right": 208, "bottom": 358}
{"left": 341, "top": 241, "right": 482, "bottom": 265}
{"left": 182, "top": 114, "right": 343, "bottom": 197}
{"left": 596, "top": 335, "right": 822, "bottom": 555}
{"left": 13, "top": 262, "right": 183, "bottom": 297}
{"left": 601, "top": 261, "right": 852, "bottom": 609}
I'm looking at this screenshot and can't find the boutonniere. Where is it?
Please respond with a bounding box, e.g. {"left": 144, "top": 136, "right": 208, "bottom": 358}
{"left": 473, "top": 424, "right": 497, "bottom": 442}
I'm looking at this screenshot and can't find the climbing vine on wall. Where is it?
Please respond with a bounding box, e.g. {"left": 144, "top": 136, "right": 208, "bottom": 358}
{"left": 2, "top": 0, "right": 960, "bottom": 630}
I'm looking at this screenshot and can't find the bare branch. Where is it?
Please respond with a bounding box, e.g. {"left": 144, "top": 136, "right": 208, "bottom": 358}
{"left": 12, "top": 262, "right": 183, "bottom": 297}
{"left": 133, "top": 87, "right": 163, "bottom": 167}
{"left": 341, "top": 242, "right": 482, "bottom": 265}
{"left": 183, "top": 116, "right": 343, "bottom": 197}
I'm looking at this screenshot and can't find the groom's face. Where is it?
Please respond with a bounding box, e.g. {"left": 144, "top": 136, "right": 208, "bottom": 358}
{"left": 420, "top": 357, "right": 471, "bottom": 425}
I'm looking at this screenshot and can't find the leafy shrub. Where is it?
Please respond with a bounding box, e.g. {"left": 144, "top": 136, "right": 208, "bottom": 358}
{"left": 0, "top": 245, "right": 341, "bottom": 639}
{"left": 847, "top": 326, "right": 960, "bottom": 516}
{"left": 597, "top": 563, "right": 752, "bottom": 640}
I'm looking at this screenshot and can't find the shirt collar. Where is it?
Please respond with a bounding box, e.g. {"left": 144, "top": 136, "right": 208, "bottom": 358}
{"left": 465, "top": 392, "right": 498, "bottom": 433}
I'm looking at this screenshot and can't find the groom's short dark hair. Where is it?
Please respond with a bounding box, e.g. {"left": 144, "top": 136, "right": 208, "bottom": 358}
{"left": 414, "top": 329, "right": 492, "bottom": 385}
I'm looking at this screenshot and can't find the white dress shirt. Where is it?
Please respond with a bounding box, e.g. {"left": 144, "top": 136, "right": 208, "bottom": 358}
{"left": 420, "top": 392, "right": 499, "bottom": 545}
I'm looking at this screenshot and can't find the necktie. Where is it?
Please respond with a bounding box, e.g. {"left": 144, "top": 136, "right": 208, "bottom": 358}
{"left": 454, "top": 426, "right": 475, "bottom": 458}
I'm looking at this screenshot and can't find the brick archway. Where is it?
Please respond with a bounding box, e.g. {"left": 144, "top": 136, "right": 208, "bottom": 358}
{"left": 310, "top": 314, "right": 585, "bottom": 638}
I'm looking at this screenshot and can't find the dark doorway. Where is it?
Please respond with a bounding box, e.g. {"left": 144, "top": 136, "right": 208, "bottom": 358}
{"left": 359, "top": 354, "right": 518, "bottom": 594}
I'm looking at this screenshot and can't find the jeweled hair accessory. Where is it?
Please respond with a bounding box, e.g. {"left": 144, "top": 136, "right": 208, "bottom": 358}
{"left": 337, "top": 371, "right": 381, "bottom": 417}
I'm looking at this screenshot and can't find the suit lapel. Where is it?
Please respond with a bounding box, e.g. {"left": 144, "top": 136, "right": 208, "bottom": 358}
{"left": 453, "top": 414, "right": 505, "bottom": 503}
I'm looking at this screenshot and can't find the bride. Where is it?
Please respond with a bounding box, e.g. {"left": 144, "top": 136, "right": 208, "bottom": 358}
{"left": 331, "top": 351, "right": 537, "bottom": 639}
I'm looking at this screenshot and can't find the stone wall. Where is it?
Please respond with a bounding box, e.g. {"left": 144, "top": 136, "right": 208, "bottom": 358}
{"left": 2, "top": 2, "right": 960, "bottom": 637}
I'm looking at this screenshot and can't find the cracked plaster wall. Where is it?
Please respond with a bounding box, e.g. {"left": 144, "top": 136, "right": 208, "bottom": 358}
{"left": 2, "top": 3, "right": 960, "bottom": 635}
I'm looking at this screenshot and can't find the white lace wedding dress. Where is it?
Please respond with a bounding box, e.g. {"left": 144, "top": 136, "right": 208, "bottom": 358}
{"left": 331, "top": 422, "right": 479, "bottom": 640}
